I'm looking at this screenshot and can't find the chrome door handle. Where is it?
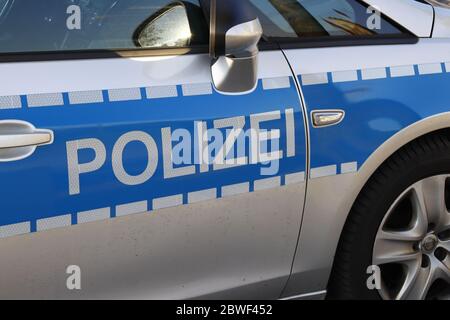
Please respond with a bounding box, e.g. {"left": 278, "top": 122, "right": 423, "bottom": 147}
{"left": 0, "top": 132, "right": 52, "bottom": 149}
{"left": 0, "top": 120, "right": 54, "bottom": 162}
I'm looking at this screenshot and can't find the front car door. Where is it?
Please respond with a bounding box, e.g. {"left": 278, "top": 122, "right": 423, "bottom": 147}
{"left": 0, "top": 0, "right": 307, "bottom": 299}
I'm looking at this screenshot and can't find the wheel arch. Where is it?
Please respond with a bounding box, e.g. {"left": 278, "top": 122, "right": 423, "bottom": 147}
{"left": 326, "top": 112, "right": 450, "bottom": 295}
{"left": 357, "top": 112, "right": 450, "bottom": 191}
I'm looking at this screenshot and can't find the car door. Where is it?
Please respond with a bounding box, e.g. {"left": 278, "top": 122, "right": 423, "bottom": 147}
{"left": 0, "top": 0, "right": 307, "bottom": 299}
{"left": 249, "top": 0, "right": 449, "bottom": 298}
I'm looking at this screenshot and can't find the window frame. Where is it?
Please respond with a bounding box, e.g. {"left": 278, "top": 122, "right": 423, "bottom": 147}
{"left": 0, "top": 46, "right": 211, "bottom": 63}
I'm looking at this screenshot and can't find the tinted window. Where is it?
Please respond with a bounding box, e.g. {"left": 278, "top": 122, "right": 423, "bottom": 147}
{"left": 251, "top": 0, "right": 406, "bottom": 39}
{"left": 0, "top": 0, "right": 208, "bottom": 54}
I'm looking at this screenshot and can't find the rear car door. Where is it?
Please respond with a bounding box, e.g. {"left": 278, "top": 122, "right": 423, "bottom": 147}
{"left": 0, "top": 0, "right": 307, "bottom": 299}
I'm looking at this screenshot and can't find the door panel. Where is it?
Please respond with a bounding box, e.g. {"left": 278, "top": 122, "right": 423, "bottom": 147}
{"left": 0, "top": 51, "right": 307, "bottom": 298}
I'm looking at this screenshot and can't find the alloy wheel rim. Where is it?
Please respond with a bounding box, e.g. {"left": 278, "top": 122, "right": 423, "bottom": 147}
{"left": 372, "top": 175, "right": 450, "bottom": 300}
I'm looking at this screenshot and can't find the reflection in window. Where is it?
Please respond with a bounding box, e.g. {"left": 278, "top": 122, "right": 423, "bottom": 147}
{"left": 426, "top": 0, "right": 450, "bottom": 8}
{"left": 0, "top": 0, "right": 207, "bottom": 54}
{"left": 251, "top": 0, "right": 404, "bottom": 39}
{"left": 138, "top": 5, "right": 192, "bottom": 48}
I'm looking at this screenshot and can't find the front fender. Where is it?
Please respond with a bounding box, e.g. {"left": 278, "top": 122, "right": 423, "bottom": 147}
{"left": 281, "top": 112, "right": 450, "bottom": 298}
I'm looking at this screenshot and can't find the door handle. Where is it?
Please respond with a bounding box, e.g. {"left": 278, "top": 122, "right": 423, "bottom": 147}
{"left": 0, "top": 132, "right": 52, "bottom": 149}
{"left": 0, "top": 120, "right": 54, "bottom": 162}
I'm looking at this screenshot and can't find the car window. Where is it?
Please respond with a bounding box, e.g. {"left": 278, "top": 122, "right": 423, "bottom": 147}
{"left": 426, "top": 0, "right": 450, "bottom": 8}
{"left": 0, "top": 0, "right": 208, "bottom": 54}
{"left": 250, "top": 0, "right": 407, "bottom": 39}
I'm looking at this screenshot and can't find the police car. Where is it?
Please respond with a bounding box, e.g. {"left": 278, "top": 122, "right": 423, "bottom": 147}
{"left": 0, "top": 0, "right": 449, "bottom": 300}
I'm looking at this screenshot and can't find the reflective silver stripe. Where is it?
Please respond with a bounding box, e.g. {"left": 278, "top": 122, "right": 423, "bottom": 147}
{"left": 285, "top": 172, "right": 305, "bottom": 185}
{"left": 37, "top": 214, "right": 72, "bottom": 231}
{"left": 188, "top": 188, "right": 217, "bottom": 204}
{"left": 332, "top": 70, "right": 358, "bottom": 83}
{"left": 221, "top": 182, "right": 250, "bottom": 197}
{"left": 389, "top": 65, "right": 415, "bottom": 77}
{"left": 262, "top": 76, "right": 290, "bottom": 90}
{"left": 182, "top": 83, "right": 213, "bottom": 96}
{"left": 254, "top": 176, "right": 281, "bottom": 191}
{"left": 146, "top": 85, "right": 178, "bottom": 99}
{"left": 69, "top": 90, "right": 103, "bottom": 105}
{"left": 301, "top": 73, "right": 328, "bottom": 86}
{"left": 0, "top": 95, "right": 21, "bottom": 109}
{"left": 27, "top": 93, "right": 64, "bottom": 107}
{"left": 310, "top": 165, "right": 337, "bottom": 179}
{"left": 77, "top": 207, "right": 110, "bottom": 224}
{"left": 108, "top": 88, "right": 142, "bottom": 102}
{"left": 445, "top": 62, "right": 450, "bottom": 72}
{"left": 285, "top": 108, "right": 296, "bottom": 157}
{"left": 361, "top": 67, "right": 387, "bottom": 80}
{"left": 418, "top": 63, "right": 443, "bottom": 75}
{"left": 0, "top": 222, "right": 30, "bottom": 238}
{"left": 116, "top": 201, "right": 148, "bottom": 217}
{"left": 341, "top": 162, "right": 358, "bottom": 174}
{"left": 153, "top": 194, "right": 183, "bottom": 210}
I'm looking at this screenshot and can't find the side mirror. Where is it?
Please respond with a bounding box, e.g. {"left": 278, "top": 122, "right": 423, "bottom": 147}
{"left": 208, "top": 0, "right": 262, "bottom": 94}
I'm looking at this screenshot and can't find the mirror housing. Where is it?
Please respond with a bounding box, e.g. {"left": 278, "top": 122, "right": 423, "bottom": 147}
{"left": 207, "top": 0, "right": 262, "bottom": 94}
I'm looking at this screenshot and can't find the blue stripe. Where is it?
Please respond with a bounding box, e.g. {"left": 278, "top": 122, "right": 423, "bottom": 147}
{"left": 300, "top": 64, "right": 450, "bottom": 170}
{"left": 0, "top": 77, "right": 307, "bottom": 232}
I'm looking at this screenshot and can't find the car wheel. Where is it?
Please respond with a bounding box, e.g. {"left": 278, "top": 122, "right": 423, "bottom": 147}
{"left": 329, "top": 132, "right": 450, "bottom": 300}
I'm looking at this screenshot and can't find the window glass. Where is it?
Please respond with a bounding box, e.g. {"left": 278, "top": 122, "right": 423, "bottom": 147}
{"left": 0, "top": 0, "right": 208, "bottom": 54}
{"left": 426, "top": 0, "right": 450, "bottom": 8}
{"left": 251, "top": 0, "right": 406, "bottom": 39}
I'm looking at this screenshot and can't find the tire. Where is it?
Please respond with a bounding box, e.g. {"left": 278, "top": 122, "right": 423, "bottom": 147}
{"left": 328, "top": 132, "right": 450, "bottom": 300}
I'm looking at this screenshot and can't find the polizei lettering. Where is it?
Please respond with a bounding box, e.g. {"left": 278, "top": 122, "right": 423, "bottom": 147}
{"left": 66, "top": 108, "right": 296, "bottom": 195}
